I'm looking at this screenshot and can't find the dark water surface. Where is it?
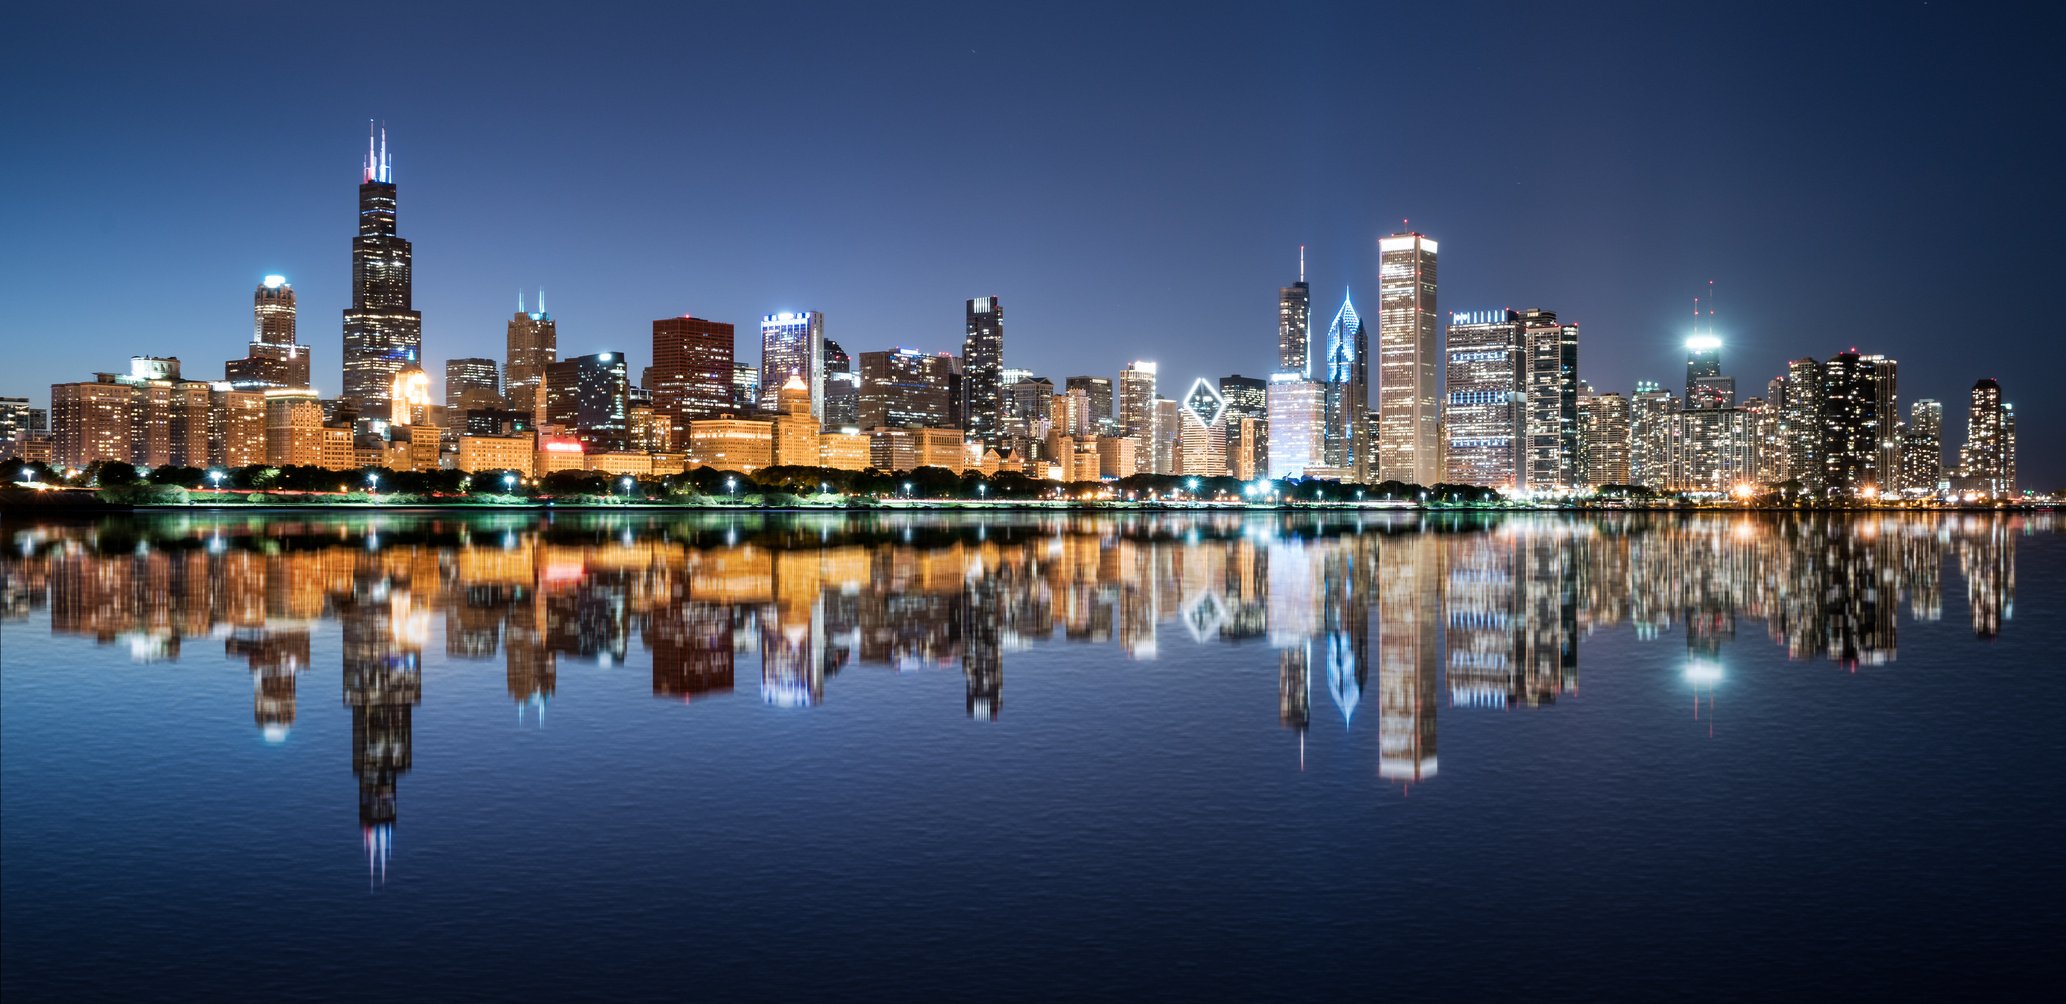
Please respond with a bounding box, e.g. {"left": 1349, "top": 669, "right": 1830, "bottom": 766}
{"left": 3, "top": 510, "right": 2061, "bottom": 1000}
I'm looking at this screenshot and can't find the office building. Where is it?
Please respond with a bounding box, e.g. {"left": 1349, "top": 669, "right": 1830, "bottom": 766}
{"left": 1279, "top": 251, "right": 1311, "bottom": 376}
{"left": 1901, "top": 398, "right": 1943, "bottom": 492}
{"left": 544, "top": 352, "right": 631, "bottom": 451}
{"left": 651, "top": 315, "right": 735, "bottom": 422}
{"left": 1266, "top": 374, "right": 1324, "bottom": 479}
{"left": 1685, "top": 335, "right": 1734, "bottom": 409}
{"left": 1958, "top": 378, "right": 2014, "bottom": 498}
{"left": 964, "top": 297, "right": 1005, "bottom": 446}
{"left": 1521, "top": 309, "right": 1579, "bottom": 491}
{"left": 0, "top": 398, "right": 47, "bottom": 460}
{"left": 1177, "top": 378, "right": 1229, "bottom": 476}
{"left": 1442, "top": 309, "right": 1523, "bottom": 489}
{"left": 225, "top": 275, "right": 311, "bottom": 390}
{"left": 758, "top": 311, "right": 824, "bottom": 418}
{"left": 732, "top": 363, "right": 759, "bottom": 414}
{"left": 505, "top": 290, "right": 556, "bottom": 416}
{"left": 1118, "top": 361, "right": 1157, "bottom": 440}
{"left": 340, "top": 125, "right": 423, "bottom": 415}
{"left": 772, "top": 376, "right": 820, "bottom": 467}
{"left": 1628, "top": 382, "right": 1678, "bottom": 490}
{"left": 858, "top": 349, "right": 955, "bottom": 429}
{"left": 1219, "top": 374, "right": 1267, "bottom": 480}
{"left": 444, "top": 357, "right": 501, "bottom": 413}
{"left": 1065, "top": 375, "right": 1112, "bottom": 428}
{"left": 1010, "top": 377, "right": 1055, "bottom": 436}
{"left": 1377, "top": 231, "right": 1440, "bottom": 484}
{"left": 1577, "top": 389, "right": 1630, "bottom": 488}
{"left": 1319, "top": 290, "right": 1368, "bottom": 479}
{"left": 686, "top": 417, "right": 773, "bottom": 473}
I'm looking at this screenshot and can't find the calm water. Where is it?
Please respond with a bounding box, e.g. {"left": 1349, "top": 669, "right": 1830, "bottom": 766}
{"left": 2, "top": 510, "right": 2061, "bottom": 999}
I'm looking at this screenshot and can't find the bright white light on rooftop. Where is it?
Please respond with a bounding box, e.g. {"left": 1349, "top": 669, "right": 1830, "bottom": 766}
{"left": 1686, "top": 334, "right": 1722, "bottom": 352}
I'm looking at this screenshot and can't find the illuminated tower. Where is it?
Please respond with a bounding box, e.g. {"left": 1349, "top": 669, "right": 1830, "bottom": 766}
{"left": 505, "top": 289, "right": 556, "bottom": 416}
{"left": 1377, "top": 231, "right": 1439, "bottom": 485}
{"left": 1900, "top": 398, "right": 1943, "bottom": 492}
{"left": 1442, "top": 309, "right": 1523, "bottom": 488}
{"left": 758, "top": 311, "right": 824, "bottom": 418}
{"left": 1958, "top": 378, "right": 2013, "bottom": 498}
{"left": 963, "top": 297, "right": 1005, "bottom": 447}
{"left": 340, "top": 123, "right": 422, "bottom": 415}
{"left": 1279, "top": 247, "right": 1311, "bottom": 376}
{"left": 1320, "top": 290, "right": 1368, "bottom": 478}
{"left": 226, "top": 275, "right": 312, "bottom": 390}
{"left": 1521, "top": 309, "right": 1579, "bottom": 490}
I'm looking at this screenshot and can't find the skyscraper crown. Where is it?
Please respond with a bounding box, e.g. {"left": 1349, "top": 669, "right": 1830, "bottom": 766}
{"left": 363, "top": 122, "right": 392, "bottom": 184}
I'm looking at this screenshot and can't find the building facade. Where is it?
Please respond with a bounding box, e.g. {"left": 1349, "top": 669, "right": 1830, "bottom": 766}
{"left": 340, "top": 126, "right": 423, "bottom": 415}
{"left": 757, "top": 311, "right": 824, "bottom": 418}
{"left": 858, "top": 349, "right": 955, "bottom": 430}
{"left": 1520, "top": 309, "right": 1578, "bottom": 491}
{"left": 1377, "top": 232, "right": 1440, "bottom": 484}
{"left": 544, "top": 352, "right": 631, "bottom": 452}
{"left": 1442, "top": 309, "right": 1523, "bottom": 489}
{"left": 225, "top": 275, "right": 311, "bottom": 390}
{"left": 651, "top": 315, "right": 735, "bottom": 423}
{"left": 504, "top": 291, "right": 556, "bottom": 417}
{"left": 963, "top": 297, "right": 1005, "bottom": 447}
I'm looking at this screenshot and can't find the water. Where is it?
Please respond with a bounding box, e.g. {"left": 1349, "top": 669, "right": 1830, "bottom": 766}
{"left": 2, "top": 510, "right": 2060, "bottom": 1000}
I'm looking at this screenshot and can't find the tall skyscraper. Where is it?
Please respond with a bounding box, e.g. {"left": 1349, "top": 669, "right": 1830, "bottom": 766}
{"left": 823, "top": 339, "right": 859, "bottom": 430}
{"left": 758, "top": 311, "right": 824, "bottom": 418}
{"left": 1817, "top": 350, "right": 1896, "bottom": 495}
{"left": 858, "top": 349, "right": 955, "bottom": 429}
{"left": 444, "top": 358, "right": 502, "bottom": 412}
{"left": 1958, "top": 378, "right": 2014, "bottom": 498}
{"left": 1577, "top": 389, "right": 1631, "bottom": 487}
{"left": 225, "top": 275, "right": 312, "bottom": 390}
{"left": 651, "top": 315, "right": 736, "bottom": 422}
{"left": 1628, "top": 381, "right": 1678, "bottom": 489}
{"left": 1319, "top": 290, "right": 1368, "bottom": 479}
{"left": 1266, "top": 374, "right": 1323, "bottom": 479}
{"left": 1685, "top": 335, "right": 1734, "bottom": 409}
{"left": 340, "top": 125, "right": 422, "bottom": 415}
{"left": 505, "top": 290, "right": 556, "bottom": 416}
{"left": 1279, "top": 249, "right": 1311, "bottom": 376}
{"left": 1178, "top": 378, "right": 1228, "bottom": 476}
{"left": 1118, "top": 361, "right": 1157, "bottom": 439}
{"left": 1377, "top": 231, "right": 1440, "bottom": 484}
{"left": 1900, "top": 398, "right": 1943, "bottom": 492}
{"left": 1442, "top": 309, "right": 1523, "bottom": 489}
{"left": 1219, "top": 374, "right": 1268, "bottom": 479}
{"left": 1064, "top": 375, "right": 1113, "bottom": 428}
{"left": 1780, "top": 357, "right": 1824, "bottom": 491}
{"left": 1520, "top": 309, "right": 1579, "bottom": 490}
{"left": 963, "top": 297, "right": 1005, "bottom": 446}
{"left": 544, "top": 351, "right": 630, "bottom": 451}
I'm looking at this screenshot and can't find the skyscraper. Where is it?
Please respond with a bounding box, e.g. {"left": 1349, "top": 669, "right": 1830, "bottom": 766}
{"left": 1064, "top": 375, "right": 1113, "bottom": 429}
{"left": 1685, "top": 335, "right": 1734, "bottom": 409}
{"left": 1118, "top": 360, "right": 1157, "bottom": 439}
{"left": 1377, "top": 231, "right": 1439, "bottom": 485}
{"left": 1442, "top": 309, "right": 1523, "bottom": 489}
{"left": 1780, "top": 357, "right": 1824, "bottom": 491}
{"left": 758, "top": 311, "right": 824, "bottom": 418}
{"left": 858, "top": 349, "right": 955, "bottom": 429}
{"left": 225, "top": 275, "right": 311, "bottom": 390}
{"left": 444, "top": 357, "right": 501, "bottom": 416}
{"left": 505, "top": 290, "right": 556, "bottom": 416}
{"left": 1319, "top": 290, "right": 1368, "bottom": 479}
{"left": 823, "top": 338, "right": 860, "bottom": 430}
{"left": 651, "top": 315, "right": 736, "bottom": 422}
{"left": 1901, "top": 398, "right": 1943, "bottom": 492}
{"left": 1628, "top": 381, "right": 1678, "bottom": 489}
{"left": 964, "top": 297, "right": 1005, "bottom": 446}
{"left": 1958, "top": 378, "right": 2014, "bottom": 498}
{"left": 1817, "top": 350, "right": 1896, "bottom": 495}
{"left": 1266, "top": 374, "right": 1323, "bottom": 479}
{"left": 340, "top": 125, "right": 422, "bottom": 415}
{"left": 1178, "top": 378, "right": 1228, "bottom": 476}
{"left": 1279, "top": 250, "right": 1311, "bottom": 376}
{"left": 1520, "top": 309, "right": 1578, "bottom": 490}
{"left": 544, "top": 351, "right": 630, "bottom": 451}
{"left": 1577, "top": 389, "right": 1631, "bottom": 487}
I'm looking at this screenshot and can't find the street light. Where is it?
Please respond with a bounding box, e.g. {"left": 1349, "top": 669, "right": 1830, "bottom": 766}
{"left": 903, "top": 481, "right": 913, "bottom": 499}
{"left": 621, "top": 475, "right": 635, "bottom": 499}
{"left": 978, "top": 483, "right": 987, "bottom": 499}
{"left": 726, "top": 476, "right": 737, "bottom": 501}
{"left": 367, "top": 472, "right": 380, "bottom": 495}
{"left": 504, "top": 473, "right": 517, "bottom": 493}
{"left": 209, "top": 469, "right": 224, "bottom": 490}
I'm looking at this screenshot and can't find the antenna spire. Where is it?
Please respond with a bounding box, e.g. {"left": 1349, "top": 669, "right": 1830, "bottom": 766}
{"left": 537, "top": 288, "right": 545, "bottom": 314}
{"left": 519, "top": 289, "right": 525, "bottom": 313}
{"left": 1299, "top": 244, "right": 1305, "bottom": 283}
{"left": 364, "top": 120, "right": 376, "bottom": 182}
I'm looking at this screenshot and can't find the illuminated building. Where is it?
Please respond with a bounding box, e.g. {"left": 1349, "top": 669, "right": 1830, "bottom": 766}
{"left": 686, "top": 418, "right": 773, "bottom": 472}
{"left": 1521, "top": 309, "right": 1578, "bottom": 490}
{"left": 208, "top": 386, "right": 266, "bottom": 467}
{"left": 963, "top": 297, "right": 1005, "bottom": 446}
{"left": 1442, "top": 309, "right": 1523, "bottom": 488}
{"left": 544, "top": 351, "right": 630, "bottom": 451}
{"left": 868, "top": 427, "right": 966, "bottom": 472}
{"left": 1219, "top": 374, "right": 1267, "bottom": 480}
{"left": 1671, "top": 405, "right": 1754, "bottom": 493}
{"left": 1685, "top": 334, "right": 1733, "bottom": 409}
{"left": 49, "top": 376, "right": 136, "bottom": 468}
{"left": 388, "top": 364, "right": 432, "bottom": 428}
{"left": 1264, "top": 373, "right": 1323, "bottom": 479}
{"left": 340, "top": 125, "right": 423, "bottom": 415}
{"left": 1577, "top": 389, "right": 1630, "bottom": 488}
{"left": 1279, "top": 249, "right": 1311, "bottom": 376}
{"left": 504, "top": 289, "right": 556, "bottom": 416}
{"left": 224, "top": 275, "right": 311, "bottom": 390}
{"left": 1177, "top": 378, "right": 1228, "bottom": 477}
{"left": 1628, "top": 382, "right": 1677, "bottom": 489}
{"left": 1118, "top": 361, "right": 1157, "bottom": 461}
{"left": 1817, "top": 350, "right": 1897, "bottom": 495}
{"left": 1379, "top": 530, "right": 1437, "bottom": 782}
{"left": 1065, "top": 375, "right": 1112, "bottom": 429}
{"left": 0, "top": 398, "right": 46, "bottom": 461}
{"left": 758, "top": 310, "right": 824, "bottom": 418}
{"left": 444, "top": 357, "right": 502, "bottom": 412}
{"left": 1777, "top": 358, "right": 1824, "bottom": 490}
{"left": 457, "top": 431, "right": 535, "bottom": 476}
{"left": 1096, "top": 435, "right": 1137, "bottom": 478}
{"left": 535, "top": 434, "right": 586, "bottom": 474}
{"left": 1010, "top": 377, "right": 1054, "bottom": 436}
{"left": 1957, "top": 378, "right": 2014, "bottom": 497}
{"left": 263, "top": 389, "right": 324, "bottom": 466}
{"left": 1153, "top": 398, "right": 1179, "bottom": 475}
{"left": 772, "top": 376, "right": 819, "bottom": 467}
{"left": 818, "top": 430, "right": 870, "bottom": 470}
{"left": 49, "top": 357, "right": 219, "bottom": 469}
{"left": 1319, "top": 289, "right": 1368, "bottom": 479}
{"left": 858, "top": 349, "right": 954, "bottom": 429}
{"left": 731, "top": 363, "right": 759, "bottom": 414}
{"left": 651, "top": 315, "right": 735, "bottom": 423}
{"left": 1900, "top": 398, "right": 1943, "bottom": 492}
{"left": 1377, "top": 231, "right": 1439, "bottom": 485}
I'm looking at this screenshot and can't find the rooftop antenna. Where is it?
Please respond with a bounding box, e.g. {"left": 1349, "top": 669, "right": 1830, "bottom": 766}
{"left": 537, "top": 288, "right": 545, "bottom": 315}
{"left": 1299, "top": 244, "right": 1305, "bottom": 283}
{"left": 1707, "top": 279, "right": 1716, "bottom": 335}
{"left": 364, "top": 120, "right": 376, "bottom": 183}
{"left": 518, "top": 289, "right": 525, "bottom": 313}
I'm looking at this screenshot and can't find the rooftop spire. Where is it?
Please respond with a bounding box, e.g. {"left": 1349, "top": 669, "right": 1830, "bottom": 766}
{"left": 1299, "top": 244, "right": 1305, "bottom": 283}
{"left": 536, "top": 287, "right": 545, "bottom": 315}
{"left": 519, "top": 289, "right": 526, "bottom": 313}
{"left": 362, "top": 120, "right": 392, "bottom": 184}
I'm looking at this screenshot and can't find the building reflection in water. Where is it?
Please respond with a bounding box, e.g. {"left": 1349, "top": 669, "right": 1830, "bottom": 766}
{"left": 5, "top": 510, "right": 2047, "bottom": 873}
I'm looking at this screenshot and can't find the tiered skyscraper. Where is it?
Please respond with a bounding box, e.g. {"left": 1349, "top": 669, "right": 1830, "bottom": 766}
{"left": 1377, "top": 232, "right": 1440, "bottom": 484}
{"left": 224, "top": 275, "right": 311, "bottom": 390}
{"left": 1278, "top": 250, "right": 1311, "bottom": 376}
{"left": 505, "top": 290, "right": 556, "bottom": 416}
{"left": 963, "top": 297, "right": 1005, "bottom": 447}
{"left": 340, "top": 125, "right": 422, "bottom": 416}
{"left": 1319, "top": 290, "right": 1368, "bottom": 479}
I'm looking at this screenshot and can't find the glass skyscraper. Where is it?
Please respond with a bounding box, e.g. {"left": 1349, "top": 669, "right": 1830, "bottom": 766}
{"left": 964, "top": 297, "right": 1005, "bottom": 447}
{"left": 1377, "top": 232, "right": 1439, "bottom": 485}
{"left": 1442, "top": 309, "right": 1523, "bottom": 489}
{"left": 1320, "top": 290, "right": 1368, "bottom": 479}
{"left": 341, "top": 125, "right": 422, "bottom": 415}
{"left": 758, "top": 311, "right": 824, "bottom": 418}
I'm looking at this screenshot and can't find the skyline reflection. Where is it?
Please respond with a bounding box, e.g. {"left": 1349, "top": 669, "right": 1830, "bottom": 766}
{"left": 1, "top": 510, "right": 2039, "bottom": 878}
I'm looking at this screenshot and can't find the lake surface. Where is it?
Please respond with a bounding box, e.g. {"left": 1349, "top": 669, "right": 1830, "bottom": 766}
{"left": 2, "top": 509, "right": 2060, "bottom": 999}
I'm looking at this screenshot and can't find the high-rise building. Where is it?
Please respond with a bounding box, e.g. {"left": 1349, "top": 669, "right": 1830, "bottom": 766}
{"left": 1577, "top": 389, "right": 1631, "bottom": 488}
{"left": 731, "top": 363, "right": 759, "bottom": 414}
{"left": 1958, "top": 378, "right": 2014, "bottom": 498}
{"left": 0, "top": 397, "right": 47, "bottom": 460}
{"left": 1279, "top": 250, "right": 1311, "bottom": 376}
{"left": 1177, "top": 379, "right": 1229, "bottom": 477}
{"left": 1377, "top": 231, "right": 1440, "bottom": 485}
{"left": 340, "top": 125, "right": 422, "bottom": 415}
{"left": 1064, "top": 375, "right": 1112, "bottom": 429}
{"left": 1779, "top": 357, "right": 1824, "bottom": 491}
{"left": 1817, "top": 350, "right": 1897, "bottom": 495}
{"left": 1009, "top": 377, "right": 1054, "bottom": 436}
{"left": 544, "top": 351, "right": 630, "bottom": 451}
{"left": 225, "top": 275, "right": 311, "bottom": 390}
{"left": 1685, "top": 335, "right": 1734, "bottom": 409}
{"left": 1219, "top": 374, "right": 1267, "bottom": 480}
{"left": 651, "top": 315, "right": 735, "bottom": 422}
{"left": 444, "top": 358, "right": 501, "bottom": 412}
{"left": 1265, "top": 374, "right": 1324, "bottom": 479}
{"left": 504, "top": 290, "right": 556, "bottom": 417}
{"left": 1520, "top": 309, "right": 1578, "bottom": 491}
{"left": 1319, "top": 290, "right": 1369, "bottom": 480}
{"left": 1118, "top": 361, "right": 1157, "bottom": 439}
{"left": 758, "top": 311, "right": 824, "bottom": 418}
{"left": 1442, "top": 309, "right": 1523, "bottom": 489}
{"left": 1900, "top": 398, "right": 1943, "bottom": 492}
{"left": 50, "top": 357, "right": 248, "bottom": 469}
{"left": 1628, "top": 382, "right": 1678, "bottom": 490}
{"left": 821, "top": 339, "right": 858, "bottom": 429}
{"left": 858, "top": 349, "right": 955, "bottom": 429}
{"left": 963, "top": 297, "right": 1005, "bottom": 446}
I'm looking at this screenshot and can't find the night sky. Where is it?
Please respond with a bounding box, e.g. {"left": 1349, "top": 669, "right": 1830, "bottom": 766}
{"left": 6, "top": 2, "right": 2061, "bottom": 485}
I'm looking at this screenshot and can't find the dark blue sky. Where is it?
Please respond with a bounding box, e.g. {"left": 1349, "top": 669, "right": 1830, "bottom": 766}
{"left": 6, "top": 1, "right": 2061, "bottom": 484}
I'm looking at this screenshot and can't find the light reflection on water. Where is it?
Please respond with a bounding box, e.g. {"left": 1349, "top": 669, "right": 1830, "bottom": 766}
{"left": 0, "top": 510, "right": 2056, "bottom": 999}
